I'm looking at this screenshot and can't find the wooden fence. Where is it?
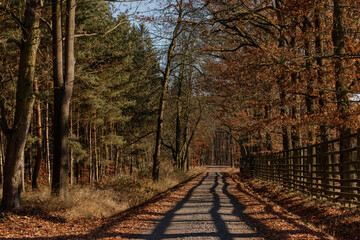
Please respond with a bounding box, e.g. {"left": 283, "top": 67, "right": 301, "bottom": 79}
{"left": 249, "top": 133, "right": 360, "bottom": 208}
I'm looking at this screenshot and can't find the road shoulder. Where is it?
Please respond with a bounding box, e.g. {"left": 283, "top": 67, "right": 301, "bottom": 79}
{"left": 225, "top": 170, "right": 334, "bottom": 240}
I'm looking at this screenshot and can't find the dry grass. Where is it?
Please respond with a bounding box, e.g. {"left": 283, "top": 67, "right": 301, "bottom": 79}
{"left": 221, "top": 167, "right": 239, "bottom": 174}
{"left": 19, "top": 163, "right": 205, "bottom": 221}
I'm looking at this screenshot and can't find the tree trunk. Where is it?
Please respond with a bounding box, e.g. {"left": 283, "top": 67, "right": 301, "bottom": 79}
{"left": 88, "top": 121, "right": 92, "bottom": 183}
{"left": 2, "top": 0, "right": 41, "bottom": 210}
{"left": 302, "top": 17, "right": 316, "bottom": 144}
{"left": 264, "top": 105, "right": 273, "bottom": 151}
{"left": 175, "top": 39, "right": 189, "bottom": 169}
{"left": 333, "top": 0, "right": 349, "bottom": 132}
{"left": 230, "top": 136, "right": 234, "bottom": 168}
{"left": 52, "top": 0, "right": 76, "bottom": 198}
{"left": 332, "top": 0, "right": 354, "bottom": 194}
{"left": 114, "top": 147, "right": 119, "bottom": 174}
{"left": 275, "top": 0, "right": 292, "bottom": 151}
{"left": 183, "top": 110, "right": 201, "bottom": 169}
{"left": 69, "top": 107, "right": 73, "bottom": 186}
{"left": 175, "top": 70, "right": 183, "bottom": 169}
{"left": 45, "top": 101, "right": 51, "bottom": 185}
{"left": 180, "top": 109, "right": 188, "bottom": 170}
{"left": 119, "top": 149, "right": 124, "bottom": 174}
{"left": 315, "top": 5, "right": 329, "bottom": 143}
{"left": 75, "top": 111, "right": 80, "bottom": 183}
{"left": 32, "top": 77, "right": 43, "bottom": 189}
{"left": 315, "top": 5, "right": 331, "bottom": 195}
{"left": 93, "top": 118, "right": 98, "bottom": 182}
{"left": 0, "top": 132, "right": 3, "bottom": 185}
{"left": 152, "top": 21, "right": 182, "bottom": 181}
{"left": 51, "top": 0, "right": 64, "bottom": 195}
{"left": 280, "top": 87, "right": 293, "bottom": 151}
{"left": 290, "top": 20, "right": 302, "bottom": 148}
{"left": 291, "top": 72, "right": 302, "bottom": 148}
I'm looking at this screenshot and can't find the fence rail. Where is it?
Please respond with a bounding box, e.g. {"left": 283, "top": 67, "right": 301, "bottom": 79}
{"left": 247, "top": 133, "right": 360, "bottom": 208}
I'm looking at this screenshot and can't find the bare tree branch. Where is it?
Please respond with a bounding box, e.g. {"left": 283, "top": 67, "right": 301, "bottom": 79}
{"left": 74, "top": 18, "right": 128, "bottom": 38}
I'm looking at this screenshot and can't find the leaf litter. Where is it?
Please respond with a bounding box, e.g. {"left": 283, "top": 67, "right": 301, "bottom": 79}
{"left": 1, "top": 169, "right": 350, "bottom": 239}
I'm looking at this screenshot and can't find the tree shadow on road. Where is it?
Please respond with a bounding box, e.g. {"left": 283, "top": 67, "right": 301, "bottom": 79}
{"left": 125, "top": 171, "right": 263, "bottom": 240}
{"left": 1, "top": 170, "right": 331, "bottom": 240}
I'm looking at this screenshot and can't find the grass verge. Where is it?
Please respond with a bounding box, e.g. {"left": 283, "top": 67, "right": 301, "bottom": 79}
{"left": 19, "top": 163, "right": 206, "bottom": 221}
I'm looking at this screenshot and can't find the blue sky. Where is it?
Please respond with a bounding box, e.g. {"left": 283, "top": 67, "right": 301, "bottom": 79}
{"left": 112, "top": 0, "right": 169, "bottom": 49}
{"left": 113, "top": 0, "right": 158, "bottom": 21}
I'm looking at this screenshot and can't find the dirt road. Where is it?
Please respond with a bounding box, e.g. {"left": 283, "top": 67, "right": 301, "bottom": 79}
{"left": 127, "top": 167, "right": 262, "bottom": 239}
{"left": 0, "top": 167, "right": 331, "bottom": 239}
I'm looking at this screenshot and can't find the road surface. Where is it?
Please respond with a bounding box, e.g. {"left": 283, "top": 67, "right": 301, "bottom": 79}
{"left": 128, "top": 167, "right": 263, "bottom": 240}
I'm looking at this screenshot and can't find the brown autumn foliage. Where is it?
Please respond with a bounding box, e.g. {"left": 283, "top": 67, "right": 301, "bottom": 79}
{"left": 197, "top": 0, "right": 360, "bottom": 157}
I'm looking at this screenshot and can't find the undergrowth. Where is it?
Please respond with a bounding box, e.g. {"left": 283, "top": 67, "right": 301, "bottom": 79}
{"left": 20, "top": 162, "right": 205, "bottom": 221}
{"left": 241, "top": 175, "right": 360, "bottom": 240}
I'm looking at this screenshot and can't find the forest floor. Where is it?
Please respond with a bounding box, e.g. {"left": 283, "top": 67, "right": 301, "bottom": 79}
{"left": 0, "top": 167, "right": 357, "bottom": 239}
{"left": 230, "top": 171, "right": 360, "bottom": 240}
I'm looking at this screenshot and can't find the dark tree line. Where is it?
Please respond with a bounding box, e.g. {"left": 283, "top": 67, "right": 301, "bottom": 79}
{"left": 0, "top": 0, "right": 208, "bottom": 211}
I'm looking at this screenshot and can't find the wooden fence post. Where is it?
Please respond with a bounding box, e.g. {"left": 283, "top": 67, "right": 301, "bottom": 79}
{"left": 288, "top": 151, "right": 291, "bottom": 189}
{"left": 320, "top": 142, "right": 329, "bottom": 200}
{"left": 307, "top": 145, "right": 313, "bottom": 197}
{"left": 355, "top": 130, "right": 360, "bottom": 204}
{"left": 340, "top": 134, "right": 355, "bottom": 206}
{"left": 251, "top": 133, "right": 360, "bottom": 207}
{"left": 330, "top": 141, "right": 336, "bottom": 200}
{"left": 300, "top": 148, "right": 305, "bottom": 192}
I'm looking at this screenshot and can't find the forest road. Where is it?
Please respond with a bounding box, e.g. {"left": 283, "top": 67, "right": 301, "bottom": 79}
{"left": 127, "top": 167, "right": 263, "bottom": 240}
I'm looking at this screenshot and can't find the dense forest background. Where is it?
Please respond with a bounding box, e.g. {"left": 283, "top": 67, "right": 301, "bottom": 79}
{"left": 1, "top": 0, "right": 360, "bottom": 211}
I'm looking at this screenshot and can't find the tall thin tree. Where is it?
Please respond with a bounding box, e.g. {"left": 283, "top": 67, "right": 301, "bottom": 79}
{"left": 152, "top": 1, "right": 183, "bottom": 181}
{"left": 51, "top": 0, "right": 76, "bottom": 198}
